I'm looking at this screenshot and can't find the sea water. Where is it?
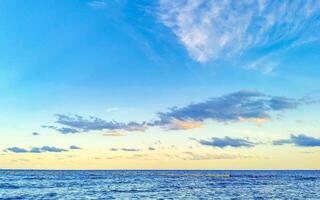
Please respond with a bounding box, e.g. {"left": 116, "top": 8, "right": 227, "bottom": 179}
{"left": 0, "top": 170, "right": 319, "bottom": 199}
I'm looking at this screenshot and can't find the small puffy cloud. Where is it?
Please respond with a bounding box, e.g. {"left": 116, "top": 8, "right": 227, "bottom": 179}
{"left": 69, "top": 145, "right": 82, "bottom": 150}
{"left": 148, "top": 147, "right": 156, "bottom": 151}
{"left": 194, "top": 136, "right": 256, "bottom": 148}
{"left": 273, "top": 134, "right": 320, "bottom": 147}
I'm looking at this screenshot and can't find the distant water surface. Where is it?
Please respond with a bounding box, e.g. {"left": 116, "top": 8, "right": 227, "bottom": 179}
{"left": 0, "top": 170, "right": 319, "bottom": 199}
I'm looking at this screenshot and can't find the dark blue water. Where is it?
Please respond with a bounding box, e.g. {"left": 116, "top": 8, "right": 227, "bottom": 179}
{"left": 0, "top": 170, "right": 319, "bottom": 199}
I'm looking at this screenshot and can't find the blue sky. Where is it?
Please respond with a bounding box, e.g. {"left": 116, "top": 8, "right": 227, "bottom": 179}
{"left": 1, "top": 0, "right": 320, "bottom": 169}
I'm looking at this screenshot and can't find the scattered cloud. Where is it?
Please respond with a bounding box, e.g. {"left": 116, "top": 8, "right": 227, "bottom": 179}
{"left": 148, "top": 147, "right": 156, "bottom": 151}
{"left": 193, "top": 136, "right": 256, "bottom": 148}
{"left": 158, "top": 0, "right": 320, "bottom": 62}
{"left": 44, "top": 90, "right": 307, "bottom": 133}
{"left": 4, "top": 146, "right": 68, "bottom": 153}
{"left": 273, "top": 134, "right": 320, "bottom": 147}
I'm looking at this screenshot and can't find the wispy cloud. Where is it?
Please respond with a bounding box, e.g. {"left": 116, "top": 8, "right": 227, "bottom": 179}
{"left": 183, "top": 152, "right": 252, "bottom": 160}
{"left": 88, "top": 1, "right": 108, "bottom": 9}
{"left": 103, "top": 132, "right": 127, "bottom": 137}
{"left": 106, "top": 107, "right": 120, "bottom": 112}
{"left": 273, "top": 134, "right": 320, "bottom": 147}
{"left": 108, "top": 148, "right": 141, "bottom": 152}
{"left": 193, "top": 136, "right": 256, "bottom": 148}
{"left": 158, "top": 0, "right": 320, "bottom": 63}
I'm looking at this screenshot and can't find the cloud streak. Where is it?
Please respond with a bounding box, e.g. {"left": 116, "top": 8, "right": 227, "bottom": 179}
{"left": 273, "top": 134, "right": 320, "bottom": 147}
{"left": 108, "top": 148, "right": 141, "bottom": 152}
{"left": 183, "top": 152, "right": 252, "bottom": 160}
{"left": 158, "top": 0, "right": 320, "bottom": 62}
{"left": 194, "top": 136, "right": 256, "bottom": 148}
{"left": 4, "top": 146, "right": 69, "bottom": 153}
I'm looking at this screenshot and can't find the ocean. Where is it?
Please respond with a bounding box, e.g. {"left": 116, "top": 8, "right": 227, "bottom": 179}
{"left": 0, "top": 170, "right": 319, "bottom": 199}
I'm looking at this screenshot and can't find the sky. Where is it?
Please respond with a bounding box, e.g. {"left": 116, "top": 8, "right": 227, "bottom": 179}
{"left": 1, "top": 0, "right": 320, "bottom": 169}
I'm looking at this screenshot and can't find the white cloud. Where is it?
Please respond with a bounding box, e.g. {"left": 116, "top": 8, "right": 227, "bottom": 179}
{"left": 88, "top": 1, "right": 108, "bottom": 9}
{"left": 158, "top": 0, "right": 320, "bottom": 62}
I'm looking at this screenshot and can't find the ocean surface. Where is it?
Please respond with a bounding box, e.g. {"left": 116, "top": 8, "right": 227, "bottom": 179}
{"left": 0, "top": 170, "right": 319, "bottom": 199}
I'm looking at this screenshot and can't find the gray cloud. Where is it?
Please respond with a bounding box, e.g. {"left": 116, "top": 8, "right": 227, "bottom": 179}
{"left": 50, "top": 114, "right": 147, "bottom": 134}
{"left": 273, "top": 134, "right": 320, "bottom": 147}
{"left": 148, "top": 147, "right": 156, "bottom": 151}
{"left": 5, "top": 147, "right": 29, "bottom": 153}
{"left": 5, "top": 146, "right": 69, "bottom": 153}
{"left": 109, "top": 148, "right": 140, "bottom": 152}
{"left": 44, "top": 90, "right": 307, "bottom": 133}
{"left": 194, "top": 136, "right": 256, "bottom": 148}
{"left": 69, "top": 145, "right": 82, "bottom": 150}
{"left": 32, "top": 132, "right": 40, "bottom": 136}
{"left": 121, "top": 148, "right": 140, "bottom": 152}
{"left": 152, "top": 90, "right": 302, "bottom": 129}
